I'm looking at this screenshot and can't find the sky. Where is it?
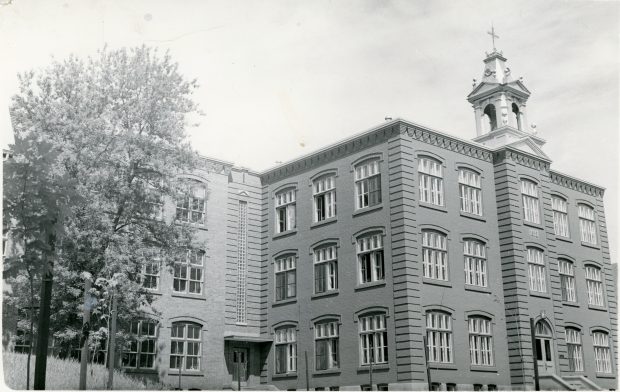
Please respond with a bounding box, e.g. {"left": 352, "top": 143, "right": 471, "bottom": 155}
{"left": 1, "top": 0, "right": 618, "bottom": 261}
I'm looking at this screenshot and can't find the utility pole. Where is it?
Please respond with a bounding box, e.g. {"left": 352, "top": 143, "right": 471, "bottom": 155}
{"left": 34, "top": 228, "right": 55, "bottom": 390}
{"left": 423, "top": 335, "right": 432, "bottom": 390}
{"left": 305, "top": 350, "right": 310, "bottom": 391}
{"left": 236, "top": 351, "right": 241, "bottom": 392}
{"left": 79, "top": 277, "right": 93, "bottom": 390}
{"left": 530, "top": 318, "right": 540, "bottom": 391}
{"left": 368, "top": 348, "right": 373, "bottom": 391}
{"left": 107, "top": 292, "right": 118, "bottom": 390}
{"left": 178, "top": 356, "right": 183, "bottom": 390}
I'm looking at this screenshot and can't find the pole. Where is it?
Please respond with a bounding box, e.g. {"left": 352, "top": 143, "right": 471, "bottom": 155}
{"left": 178, "top": 356, "right": 183, "bottom": 390}
{"left": 530, "top": 318, "right": 540, "bottom": 391}
{"left": 369, "top": 347, "right": 373, "bottom": 391}
{"left": 79, "top": 278, "right": 92, "bottom": 390}
{"left": 107, "top": 292, "right": 118, "bottom": 389}
{"left": 423, "top": 335, "right": 432, "bottom": 391}
{"left": 237, "top": 351, "right": 241, "bottom": 391}
{"left": 305, "top": 350, "right": 310, "bottom": 391}
{"left": 34, "top": 231, "right": 55, "bottom": 390}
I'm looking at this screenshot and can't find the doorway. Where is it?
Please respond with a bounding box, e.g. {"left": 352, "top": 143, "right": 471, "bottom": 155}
{"left": 535, "top": 320, "right": 555, "bottom": 374}
{"left": 232, "top": 348, "right": 249, "bottom": 385}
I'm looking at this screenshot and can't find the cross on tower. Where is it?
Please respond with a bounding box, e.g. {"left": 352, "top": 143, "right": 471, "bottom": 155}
{"left": 487, "top": 24, "right": 499, "bottom": 51}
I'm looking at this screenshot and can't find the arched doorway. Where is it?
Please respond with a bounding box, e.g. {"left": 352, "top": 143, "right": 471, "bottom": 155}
{"left": 535, "top": 319, "right": 555, "bottom": 374}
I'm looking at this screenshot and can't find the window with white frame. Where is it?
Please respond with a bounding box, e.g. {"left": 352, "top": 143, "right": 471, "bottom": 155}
{"left": 170, "top": 322, "right": 201, "bottom": 371}
{"left": 552, "top": 196, "right": 570, "bottom": 238}
{"left": 585, "top": 265, "right": 604, "bottom": 307}
{"left": 527, "top": 247, "right": 546, "bottom": 293}
{"left": 464, "top": 239, "right": 487, "bottom": 287}
{"left": 559, "top": 260, "right": 576, "bottom": 303}
{"left": 275, "top": 255, "right": 296, "bottom": 301}
{"left": 520, "top": 180, "right": 540, "bottom": 224}
{"left": 236, "top": 201, "right": 248, "bottom": 324}
{"left": 578, "top": 204, "right": 597, "bottom": 245}
{"left": 593, "top": 331, "right": 612, "bottom": 374}
{"left": 275, "top": 327, "right": 297, "bottom": 374}
{"left": 315, "top": 321, "right": 339, "bottom": 370}
{"left": 142, "top": 259, "right": 160, "bottom": 290}
{"left": 565, "top": 328, "right": 584, "bottom": 372}
{"left": 426, "top": 311, "right": 452, "bottom": 363}
{"left": 459, "top": 169, "right": 482, "bottom": 215}
{"left": 359, "top": 314, "right": 388, "bottom": 365}
{"left": 422, "top": 231, "right": 448, "bottom": 281}
{"left": 354, "top": 159, "right": 381, "bottom": 209}
{"left": 314, "top": 245, "right": 338, "bottom": 294}
{"left": 173, "top": 249, "right": 204, "bottom": 295}
{"left": 176, "top": 180, "right": 206, "bottom": 224}
{"left": 313, "top": 175, "right": 336, "bottom": 222}
{"left": 275, "top": 188, "right": 296, "bottom": 233}
{"left": 419, "top": 157, "right": 444, "bottom": 206}
{"left": 468, "top": 317, "right": 493, "bottom": 366}
{"left": 357, "top": 234, "right": 384, "bottom": 284}
{"left": 123, "top": 320, "right": 157, "bottom": 369}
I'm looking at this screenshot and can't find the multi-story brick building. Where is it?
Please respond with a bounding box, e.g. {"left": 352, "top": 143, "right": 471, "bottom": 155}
{"left": 3, "top": 48, "right": 617, "bottom": 390}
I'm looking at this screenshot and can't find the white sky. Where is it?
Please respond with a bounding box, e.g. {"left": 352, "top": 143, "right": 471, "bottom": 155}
{"left": 1, "top": 0, "right": 618, "bottom": 262}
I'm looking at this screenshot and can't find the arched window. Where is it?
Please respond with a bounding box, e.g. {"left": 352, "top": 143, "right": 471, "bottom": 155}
{"left": 358, "top": 313, "right": 388, "bottom": 365}
{"left": 275, "top": 326, "right": 297, "bottom": 374}
{"left": 356, "top": 233, "right": 384, "bottom": 284}
{"left": 585, "top": 265, "right": 604, "bottom": 307}
{"left": 511, "top": 103, "right": 522, "bottom": 130}
{"left": 483, "top": 104, "right": 498, "bottom": 131}
{"left": 314, "top": 320, "right": 339, "bottom": 370}
{"left": 458, "top": 168, "right": 482, "bottom": 215}
{"left": 592, "top": 331, "right": 612, "bottom": 374}
{"left": 464, "top": 239, "right": 487, "bottom": 287}
{"left": 275, "top": 188, "right": 296, "bottom": 233}
{"left": 170, "top": 322, "right": 202, "bottom": 371}
{"left": 313, "top": 174, "right": 336, "bottom": 222}
{"left": 418, "top": 157, "right": 444, "bottom": 206}
{"left": 565, "top": 328, "right": 583, "bottom": 372}
{"left": 176, "top": 179, "right": 206, "bottom": 224}
{"left": 354, "top": 159, "right": 382, "bottom": 210}
{"left": 275, "top": 254, "right": 296, "bottom": 301}
{"left": 520, "top": 180, "right": 540, "bottom": 224}
{"left": 123, "top": 320, "right": 158, "bottom": 369}
{"left": 422, "top": 230, "right": 448, "bottom": 281}
{"left": 468, "top": 316, "right": 493, "bottom": 366}
{"left": 426, "top": 311, "right": 452, "bottom": 363}
{"left": 527, "top": 247, "right": 546, "bottom": 293}
{"left": 551, "top": 196, "right": 570, "bottom": 238}
{"left": 558, "top": 259, "right": 576, "bottom": 303}
{"left": 578, "top": 204, "right": 597, "bottom": 245}
{"left": 314, "top": 244, "right": 338, "bottom": 294}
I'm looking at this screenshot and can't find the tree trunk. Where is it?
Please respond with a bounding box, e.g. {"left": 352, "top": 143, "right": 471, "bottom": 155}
{"left": 26, "top": 268, "right": 35, "bottom": 390}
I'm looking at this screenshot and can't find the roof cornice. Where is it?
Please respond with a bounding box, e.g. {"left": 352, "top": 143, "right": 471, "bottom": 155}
{"left": 549, "top": 170, "right": 605, "bottom": 197}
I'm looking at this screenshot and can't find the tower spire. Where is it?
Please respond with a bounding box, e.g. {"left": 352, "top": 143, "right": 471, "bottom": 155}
{"left": 487, "top": 24, "right": 499, "bottom": 52}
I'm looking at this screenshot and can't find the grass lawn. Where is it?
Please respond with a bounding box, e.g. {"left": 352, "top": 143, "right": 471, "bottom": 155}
{"left": 3, "top": 352, "right": 165, "bottom": 390}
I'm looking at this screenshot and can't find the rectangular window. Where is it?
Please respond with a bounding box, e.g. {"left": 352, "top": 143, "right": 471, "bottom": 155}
{"left": 521, "top": 180, "right": 540, "bottom": 224}
{"left": 142, "top": 260, "right": 160, "bottom": 290}
{"left": 565, "top": 329, "right": 584, "bottom": 372}
{"left": 464, "top": 240, "right": 486, "bottom": 287}
{"left": 275, "top": 189, "right": 296, "bottom": 233}
{"left": 578, "top": 205, "right": 597, "bottom": 245}
{"left": 315, "top": 321, "right": 339, "bottom": 370}
{"left": 275, "top": 256, "right": 296, "bottom": 301}
{"left": 426, "top": 312, "right": 452, "bottom": 363}
{"left": 552, "top": 196, "right": 570, "bottom": 238}
{"left": 357, "top": 234, "right": 384, "bottom": 284}
{"left": 355, "top": 160, "right": 381, "bottom": 209}
{"left": 236, "top": 201, "right": 248, "bottom": 324}
{"left": 359, "top": 314, "right": 388, "bottom": 365}
{"left": 459, "top": 169, "right": 482, "bottom": 215}
{"left": 527, "top": 248, "right": 546, "bottom": 293}
{"left": 559, "top": 260, "right": 576, "bottom": 303}
{"left": 176, "top": 181, "right": 206, "bottom": 224}
{"left": 314, "top": 175, "right": 336, "bottom": 221}
{"left": 173, "top": 250, "right": 204, "bottom": 295}
{"left": 593, "top": 332, "right": 612, "bottom": 374}
{"left": 275, "top": 327, "right": 297, "bottom": 374}
{"left": 145, "top": 180, "right": 164, "bottom": 220}
{"left": 123, "top": 320, "right": 157, "bottom": 369}
{"left": 423, "top": 231, "right": 448, "bottom": 281}
{"left": 468, "top": 317, "right": 493, "bottom": 366}
{"left": 170, "top": 322, "right": 201, "bottom": 371}
{"left": 419, "top": 158, "right": 444, "bottom": 206}
{"left": 585, "top": 266, "right": 604, "bottom": 307}
{"left": 314, "top": 245, "right": 338, "bottom": 294}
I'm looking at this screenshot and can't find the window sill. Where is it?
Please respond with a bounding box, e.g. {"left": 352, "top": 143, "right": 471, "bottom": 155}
{"left": 272, "top": 372, "right": 298, "bottom": 380}
{"left": 354, "top": 281, "right": 386, "bottom": 292}
{"left": 595, "top": 373, "right": 616, "bottom": 379}
{"left": 555, "top": 236, "right": 572, "bottom": 244}
{"left": 168, "top": 370, "right": 204, "bottom": 377}
{"left": 428, "top": 363, "right": 457, "bottom": 371}
{"left": 123, "top": 368, "right": 158, "bottom": 374}
{"left": 422, "top": 278, "right": 452, "bottom": 288}
{"left": 588, "top": 304, "right": 607, "bottom": 312}
{"left": 313, "top": 369, "right": 341, "bottom": 376}
{"left": 357, "top": 364, "right": 389, "bottom": 373}
{"left": 171, "top": 292, "right": 206, "bottom": 301}
{"left": 419, "top": 202, "right": 447, "bottom": 213}
{"left": 235, "top": 322, "right": 248, "bottom": 326}
{"left": 312, "top": 290, "right": 339, "bottom": 300}
{"left": 529, "top": 291, "right": 551, "bottom": 299}
{"left": 142, "top": 290, "right": 163, "bottom": 296}
{"left": 175, "top": 221, "right": 208, "bottom": 230}
{"left": 353, "top": 204, "right": 383, "bottom": 217}
{"left": 273, "top": 229, "right": 297, "bottom": 240}
{"left": 460, "top": 211, "right": 486, "bottom": 222}
{"left": 581, "top": 242, "right": 600, "bottom": 250}
{"left": 272, "top": 298, "right": 297, "bottom": 307}
{"left": 464, "top": 285, "right": 491, "bottom": 294}
{"left": 523, "top": 221, "right": 544, "bottom": 230}
{"left": 311, "top": 217, "right": 337, "bottom": 229}
{"left": 562, "top": 301, "right": 580, "bottom": 308}
{"left": 470, "top": 365, "right": 498, "bottom": 373}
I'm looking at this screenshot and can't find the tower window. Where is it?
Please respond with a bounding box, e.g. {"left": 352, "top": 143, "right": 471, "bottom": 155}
{"left": 512, "top": 103, "right": 522, "bottom": 130}
{"left": 483, "top": 104, "right": 497, "bottom": 131}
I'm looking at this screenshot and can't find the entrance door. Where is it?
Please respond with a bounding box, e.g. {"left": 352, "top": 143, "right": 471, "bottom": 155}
{"left": 232, "top": 348, "right": 249, "bottom": 384}
{"left": 535, "top": 320, "right": 555, "bottom": 374}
